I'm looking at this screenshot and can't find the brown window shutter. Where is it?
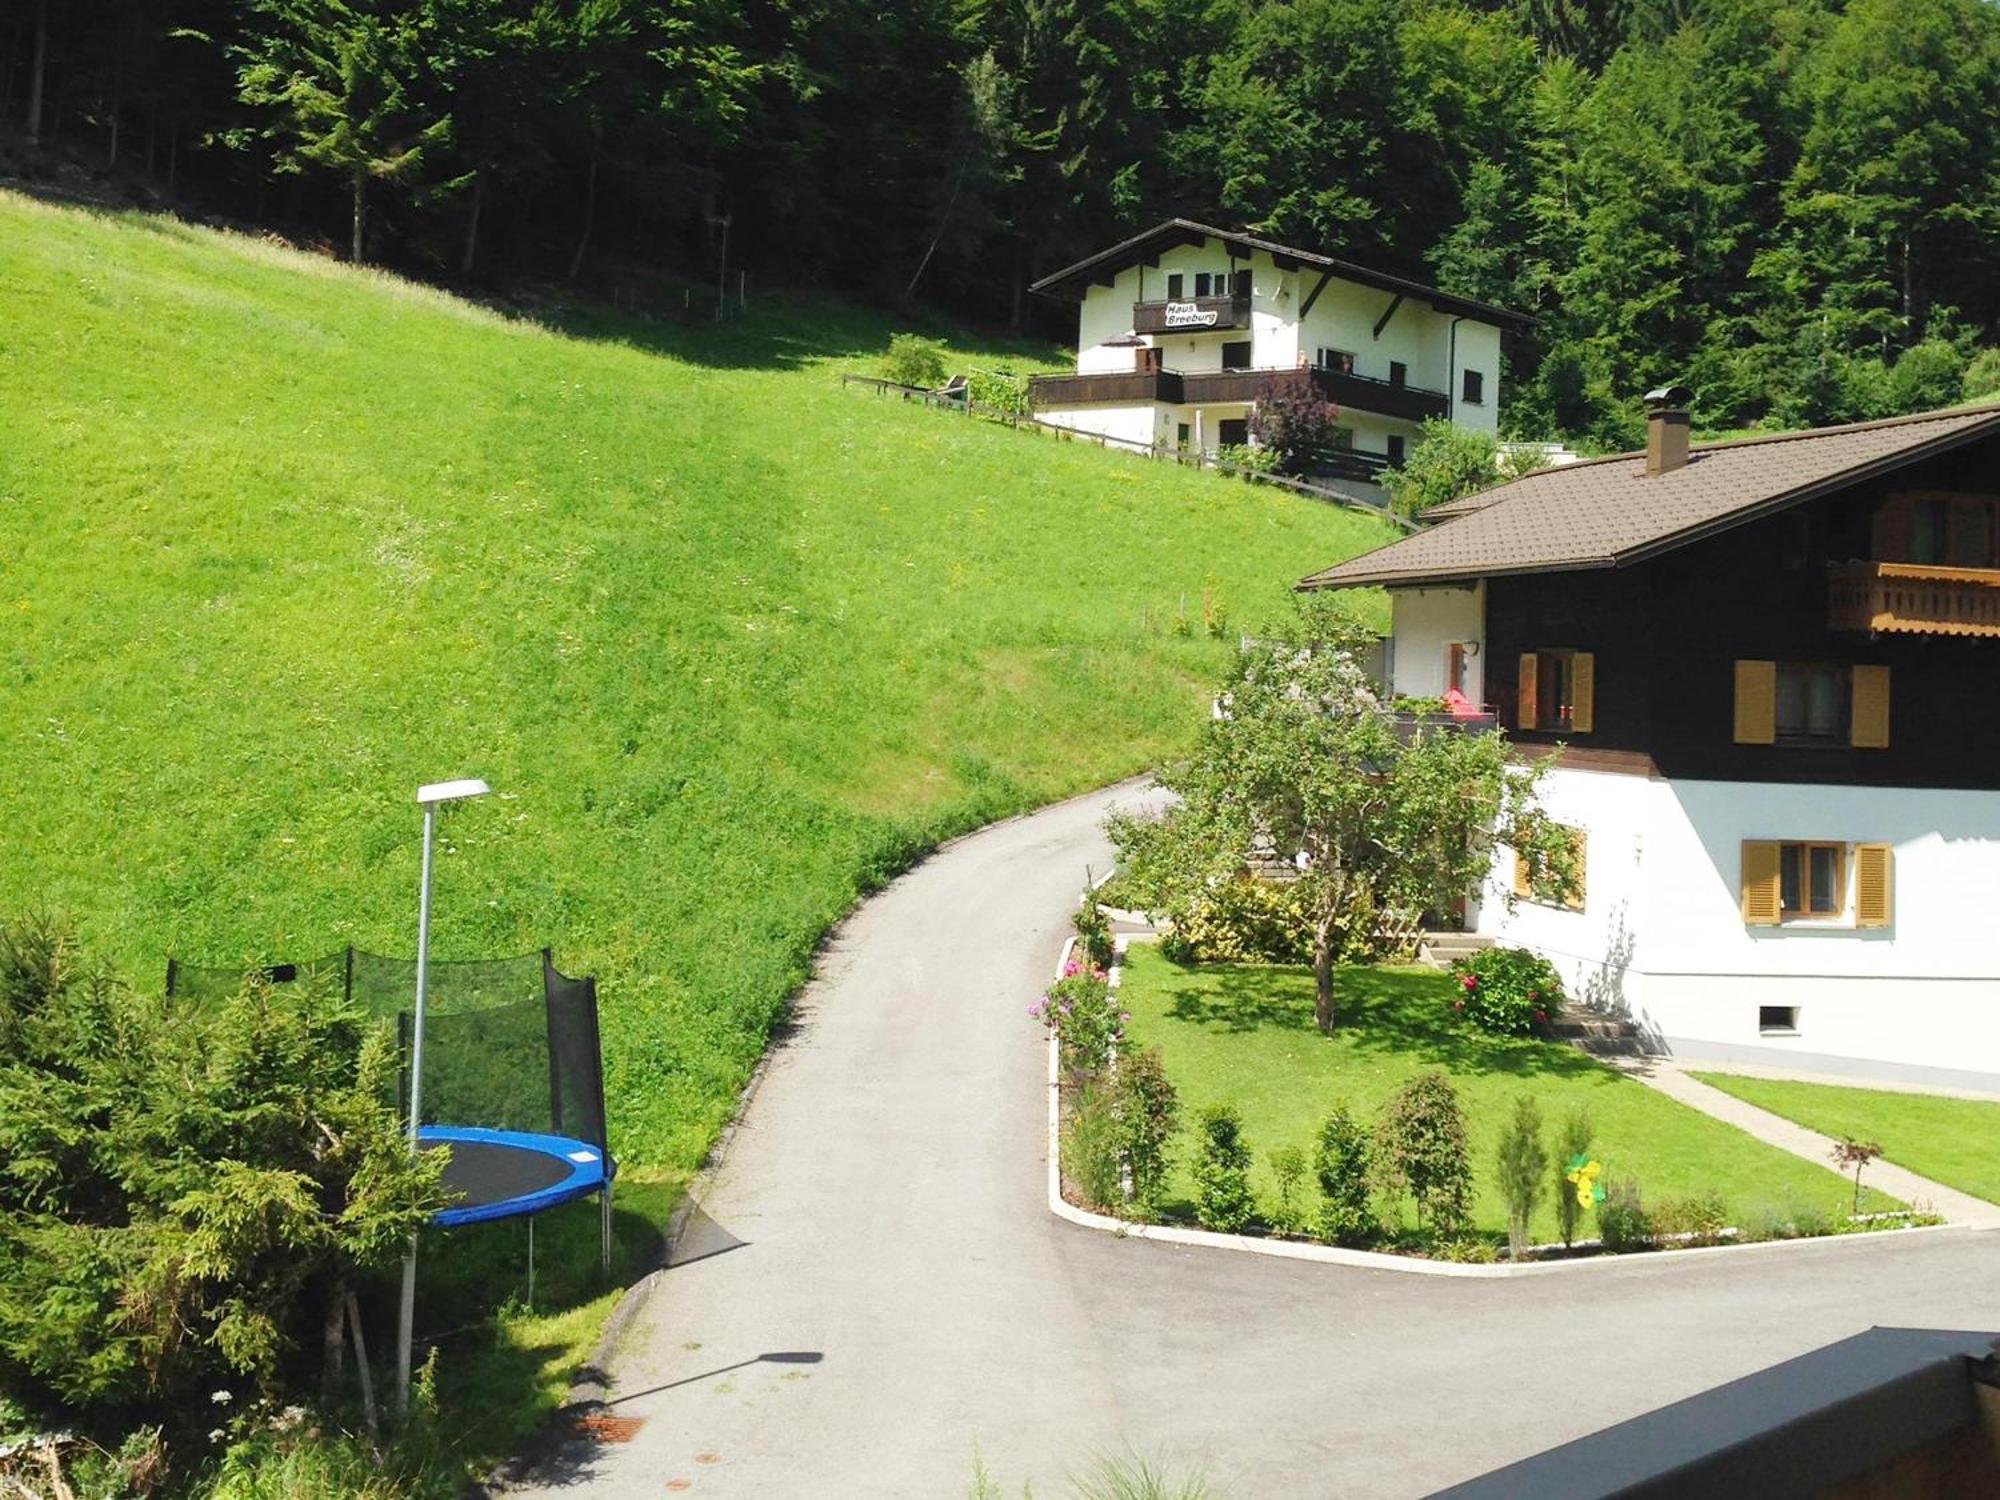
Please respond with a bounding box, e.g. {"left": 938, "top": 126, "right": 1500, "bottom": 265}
{"left": 1517, "top": 652, "right": 1539, "bottom": 731}
{"left": 1570, "top": 652, "right": 1595, "bottom": 734}
{"left": 1733, "top": 660, "right": 1776, "bottom": 744}
{"left": 1565, "top": 828, "right": 1587, "bottom": 911}
{"left": 1872, "top": 499, "right": 1910, "bottom": 561}
{"left": 1850, "top": 664, "right": 1891, "bottom": 748}
{"left": 1512, "top": 850, "right": 1531, "bottom": 899}
{"left": 1854, "top": 843, "right": 1893, "bottom": 927}
{"left": 1740, "top": 841, "right": 1782, "bottom": 925}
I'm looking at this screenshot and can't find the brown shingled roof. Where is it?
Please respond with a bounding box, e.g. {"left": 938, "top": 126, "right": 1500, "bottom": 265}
{"left": 1299, "top": 403, "right": 2000, "bottom": 591}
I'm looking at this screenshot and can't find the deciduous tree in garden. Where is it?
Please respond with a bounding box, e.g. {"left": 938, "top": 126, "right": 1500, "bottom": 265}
{"left": 1109, "top": 594, "right": 1577, "bottom": 1033}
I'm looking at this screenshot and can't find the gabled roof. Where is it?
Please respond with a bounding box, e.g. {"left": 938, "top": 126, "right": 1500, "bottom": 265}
{"left": 1297, "top": 403, "right": 2000, "bottom": 591}
{"left": 1027, "top": 218, "right": 1534, "bottom": 332}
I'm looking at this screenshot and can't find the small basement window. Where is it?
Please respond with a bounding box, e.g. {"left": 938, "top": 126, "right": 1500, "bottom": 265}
{"left": 1759, "top": 1005, "right": 1799, "bottom": 1035}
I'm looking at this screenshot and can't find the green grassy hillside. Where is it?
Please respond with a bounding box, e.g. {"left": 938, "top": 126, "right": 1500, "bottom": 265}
{"left": 0, "top": 191, "right": 1392, "bottom": 1168}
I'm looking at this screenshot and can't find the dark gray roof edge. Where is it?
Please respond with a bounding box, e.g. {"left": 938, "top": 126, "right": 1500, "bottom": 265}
{"left": 1027, "top": 218, "right": 1534, "bottom": 330}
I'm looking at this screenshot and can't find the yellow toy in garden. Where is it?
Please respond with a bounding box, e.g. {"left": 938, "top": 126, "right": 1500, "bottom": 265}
{"left": 1566, "top": 1155, "right": 1605, "bottom": 1210}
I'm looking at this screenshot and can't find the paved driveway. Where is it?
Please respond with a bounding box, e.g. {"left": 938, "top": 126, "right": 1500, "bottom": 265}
{"left": 508, "top": 781, "right": 2000, "bottom": 1498}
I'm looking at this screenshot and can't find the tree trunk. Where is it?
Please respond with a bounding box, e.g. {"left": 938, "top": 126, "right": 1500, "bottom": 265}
{"left": 321, "top": 1285, "right": 347, "bottom": 1400}
{"left": 1010, "top": 238, "right": 1026, "bottom": 331}
{"left": 460, "top": 168, "right": 483, "bottom": 278}
{"left": 351, "top": 167, "right": 366, "bottom": 264}
{"left": 1312, "top": 913, "right": 1338, "bottom": 1032}
{"left": 26, "top": 0, "right": 47, "bottom": 145}
{"left": 567, "top": 134, "right": 598, "bottom": 283}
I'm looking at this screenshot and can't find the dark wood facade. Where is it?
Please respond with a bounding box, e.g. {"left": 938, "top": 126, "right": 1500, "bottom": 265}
{"left": 1479, "top": 438, "right": 2000, "bottom": 790}
{"left": 1132, "top": 293, "right": 1251, "bottom": 334}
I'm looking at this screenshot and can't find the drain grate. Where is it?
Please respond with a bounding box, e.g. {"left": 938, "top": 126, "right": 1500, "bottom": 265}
{"left": 573, "top": 1412, "right": 646, "bottom": 1444}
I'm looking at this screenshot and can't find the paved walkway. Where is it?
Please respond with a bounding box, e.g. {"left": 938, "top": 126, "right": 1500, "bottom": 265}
{"left": 505, "top": 782, "right": 2000, "bottom": 1499}
{"left": 1614, "top": 1060, "right": 2000, "bottom": 1230}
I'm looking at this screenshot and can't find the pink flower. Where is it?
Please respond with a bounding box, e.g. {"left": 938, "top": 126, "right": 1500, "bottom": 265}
{"left": 1452, "top": 999, "right": 1465, "bottom": 1012}
{"left": 1460, "top": 974, "right": 1478, "bottom": 991}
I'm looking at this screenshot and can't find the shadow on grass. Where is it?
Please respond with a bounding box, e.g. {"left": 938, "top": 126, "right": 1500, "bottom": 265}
{"left": 1161, "top": 962, "right": 1605, "bottom": 1082}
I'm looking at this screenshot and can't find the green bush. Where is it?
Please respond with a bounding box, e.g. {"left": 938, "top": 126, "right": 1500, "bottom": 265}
{"left": 1648, "top": 1191, "right": 1729, "bottom": 1247}
{"left": 1451, "top": 946, "right": 1565, "bottom": 1036}
{"left": 1494, "top": 1094, "right": 1548, "bottom": 1258}
{"left": 1062, "top": 1082, "right": 1125, "bottom": 1213}
{"left": 1381, "top": 418, "right": 1500, "bottom": 517}
{"left": 1033, "top": 963, "right": 1123, "bottom": 1082}
{"left": 1554, "top": 1108, "right": 1595, "bottom": 1249}
{"left": 1374, "top": 1072, "right": 1472, "bottom": 1233}
{"left": 1214, "top": 442, "right": 1277, "bottom": 475}
{"left": 1965, "top": 347, "right": 2000, "bottom": 403}
{"left": 1268, "top": 1146, "right": 1309, "bottom": 1235}
{"left": 0, "top": 914, "right": 442, "bottom": 1425}
{"left": 882, "top": 332, "right": 947, "bottom": 389}
{"left": 1112, "top": 1047, "right": 1180, "bottom": 1216}
{"left": 1073, "top": 901, "right": 1114, "bottom": 971}
{"left": 1597, "top": 1176, "right": 1649, "bottom": 1252}
{"left": 964, "top": 367, "right": 1029, "bottom": 416}
{"left": 1156, "top": 873, "right": 1379, "bottom": 968}
{"left": 1191, "top": 1104, "right": 1255, "bottom": 1233}
{"left": 1312, "top": 1101, "right": 1376, "bottom": 1246}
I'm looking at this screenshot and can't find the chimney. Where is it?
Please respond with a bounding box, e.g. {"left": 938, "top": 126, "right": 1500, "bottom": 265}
{"left": 1644, "top": 384, "right": 1694, "bottom": 476}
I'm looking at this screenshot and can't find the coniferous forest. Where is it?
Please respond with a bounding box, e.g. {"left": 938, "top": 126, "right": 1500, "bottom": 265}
{"left": 5, "top": 0, "right": 2000, "bottom": 443}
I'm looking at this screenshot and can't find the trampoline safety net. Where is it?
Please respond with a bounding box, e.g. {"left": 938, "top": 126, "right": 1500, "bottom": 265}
{"left": 165, "top": 948, "right": 609, "bottom": 1157}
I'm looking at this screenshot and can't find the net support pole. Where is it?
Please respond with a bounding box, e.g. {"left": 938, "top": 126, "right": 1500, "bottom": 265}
{"left": 601, "top": 1180, "right": 613, "bottom": 1278}
{"left": 394, "top": 802, "right": 439, "bottom": 1420}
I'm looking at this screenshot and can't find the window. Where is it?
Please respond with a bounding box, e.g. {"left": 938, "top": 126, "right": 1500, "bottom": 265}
{"left": 1876, "top": 492, "right": 2000, "bottom": 568}
{"left": 1194, "top": 272, "right": 1212, "bottom": 297}
{"left": 1221, "top": 340, "right": 1253, "bottom": 370}
{"left": 1780, "top": 842, "right": 1844, "bottom": 917}
{"left": 1446, "top": 642, "right": 1470, "bottom": 697}
{"left": 1166, "top": 273, "right": 1184, "bottom": 299}
{"left": 1176, "top": 422, "right": 1190, "bottom": 449}
{"left": 1461, "top": 369, "right": 1485, "bottom": 405}
{"left": 1911, "top": 499, "right": 1949, "bottom": 564}
{"left": 1759, "top": 1006, "right": 1799, "bottom": 1035}
{"left": 1774, "top": 663, "right": 1848, "bottom": 745}
{"left": 1740, "top": 841, "right": 1893, "bottom": 927}
{"left": 1387, "top": 434, "right": 1406, "bottom": 465}
{"left": 1317, "top": 348, "right": 1355, "bottom": 374}
{"left": 1330, "top": 427, "right": 1355, "bottom": 450}
{"left": 1512, "top": 825, "right": 1586, "bottom": 911}
{"left": 1232, "top": 268, "right": 1252, "bottom": 297}
{"left": 1389, "top": 361, "right": 1407, "bottom": 388}
{"left": 1515, "top": 649, "right": 1596, "bottom": 734}
{"left": 1734, "top": 661, "right": 1889, "bottom": 749}
{"left": 1217, "top": 417, "right": 1249, "bottom": 448}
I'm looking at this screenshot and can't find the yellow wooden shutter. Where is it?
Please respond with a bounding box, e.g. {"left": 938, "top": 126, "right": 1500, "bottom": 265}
{"left": 1566, "top": 828, "right": 1588, "bottom": 911}
{"left": 1851, "top": 665, "right": 1891, "bottom": 749}
{"left": 1854, "top": 843, "right": 1893, "bottom": 927}
{"left": 1517, "top": 652, "right": 1539, "bottom": 731}
{"left": 1512, "top": 850, "right": 1531, "bottom": 898}
{"left": 1740, "top": 841, "right": 1782, "bottom": 925}
{"left": 1570, "top": 652, "right": 1595, "bottom": 734}
{"left": 1734, "top": 660, "right": 1776, "bottom": 745}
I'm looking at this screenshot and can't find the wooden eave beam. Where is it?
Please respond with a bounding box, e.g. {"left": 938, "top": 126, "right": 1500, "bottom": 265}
{"left": 1371, "top": 292, "right": 1405, "bottom": 341}
{"left": 1298, "top": 268, "right": 1336, "bottom": 319}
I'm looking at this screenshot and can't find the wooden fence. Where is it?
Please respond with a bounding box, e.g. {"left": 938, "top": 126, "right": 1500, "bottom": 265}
{"left": 838, "top": 373, "right": 1414, "bottom": 532}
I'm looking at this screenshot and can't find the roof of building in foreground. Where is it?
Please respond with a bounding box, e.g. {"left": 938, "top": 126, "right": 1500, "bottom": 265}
{"left": 1026, "top": 218, "right": 1533, "bottom": 331}
{"left": 1297, "top": 402, "right": 2000, "bottom": 592}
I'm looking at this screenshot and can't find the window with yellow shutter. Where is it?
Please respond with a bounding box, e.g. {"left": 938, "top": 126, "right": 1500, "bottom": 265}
{"left": 1742, "top": 840, "right": 1892, "bottom": 927}
{"left": 1515, "top": 826, "right": 1586, "bottom": 911}
{"left": 1517, "top": 649, "right": 1593, "bottom": 734}
{"left": 1854, "top": 844, "right": 1894, "bottom": 927}
{"left": 1734, "top": 661, "right": 1776, "bottom": 744}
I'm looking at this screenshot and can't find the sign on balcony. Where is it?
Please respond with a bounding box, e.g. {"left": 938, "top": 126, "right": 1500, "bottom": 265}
{"left": 1133, "top": 294, "right": 1249, "bottom": 335}
{"left": 1162, "top": 300, "right": 1219, "bottom": 329}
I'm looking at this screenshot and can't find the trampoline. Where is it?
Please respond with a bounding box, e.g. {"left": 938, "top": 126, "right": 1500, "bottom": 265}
{"left": 422, "top": 1125, "right": 611, "bottom": 1228}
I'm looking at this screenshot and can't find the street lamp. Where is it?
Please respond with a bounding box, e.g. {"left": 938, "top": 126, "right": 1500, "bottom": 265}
{"left": 395, "top": 777, "right": 491, "bottom": 1418}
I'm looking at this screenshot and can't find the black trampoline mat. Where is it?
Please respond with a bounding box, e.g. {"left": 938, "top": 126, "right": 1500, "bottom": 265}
{"left": 438, "top": 1138, "right": 572, "bottom": 1209}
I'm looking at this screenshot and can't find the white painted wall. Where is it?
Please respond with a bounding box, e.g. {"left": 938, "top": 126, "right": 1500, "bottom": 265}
{"left": 1477, "top": 768, "right": 2000, "bottom": 1085}
{"left": 1036, "top": 402, "right": 1166, "bottom": 451}
{"left": 1387, "top": 586, "right": 1485, "bottom": 701}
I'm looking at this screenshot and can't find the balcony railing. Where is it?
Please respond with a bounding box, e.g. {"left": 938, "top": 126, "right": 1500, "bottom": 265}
{"left": 1827, "top": 560, "right": 2000, "bottom": 638}
{"left": 1132, "top": 294, "right": 1251, "bottom": 334}
{"left": 1311, "top": 365, "right": 1450, "bottom": 423}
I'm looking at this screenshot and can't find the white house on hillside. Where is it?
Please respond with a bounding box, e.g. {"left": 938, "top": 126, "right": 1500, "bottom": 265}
{"left": 1026, "top": 219, "right": 1531, "bottom": 491}
{"left": 1302, "top": 391, "right": 2000, "bottom": 1090}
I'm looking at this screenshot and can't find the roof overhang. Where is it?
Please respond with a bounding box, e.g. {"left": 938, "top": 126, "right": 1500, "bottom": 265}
{"left": 1028, "top": 218, "right": 1534, "bottom": 332}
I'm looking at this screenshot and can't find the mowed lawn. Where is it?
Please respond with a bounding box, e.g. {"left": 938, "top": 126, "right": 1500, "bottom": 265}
{"left": 1694, "top": 1074, "right": 2000, "bottom": 1207}
{"left": 1118, "top": 945, "right": 1895, "bottom": 1242}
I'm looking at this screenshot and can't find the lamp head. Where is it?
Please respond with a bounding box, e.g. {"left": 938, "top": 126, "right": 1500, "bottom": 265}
{"left": 416, "top": 778, "right": 491, "bottom": 807}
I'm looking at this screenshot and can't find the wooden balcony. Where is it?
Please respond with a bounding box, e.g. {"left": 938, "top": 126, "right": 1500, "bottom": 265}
{"left": 1312, "top": 365, "right": 1450, "bottom": 423}
{"left": 1132, "top": 294, "right": 1250, "bottom": 334}
{"left": 1827, "top": 561, "right": 2000, "bottom": 638}
{"left": 1026, "top": 369, "right": 1177, "bottom": 406}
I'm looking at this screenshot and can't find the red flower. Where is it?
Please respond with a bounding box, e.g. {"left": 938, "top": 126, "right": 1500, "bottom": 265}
{"left": 1453, "top": 999, "right": 1465, "bottom": 1012}
{"left": 1459, "top": 973, "right": 1478, "bottom": 991}
{"left": 1534, "top": 1008, "right": 1548, "bottom": 1022}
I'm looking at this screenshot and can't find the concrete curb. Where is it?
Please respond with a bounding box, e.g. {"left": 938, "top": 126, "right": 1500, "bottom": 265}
{"left": 1044, "top": 934, "right": 1974, "bottom": 1278}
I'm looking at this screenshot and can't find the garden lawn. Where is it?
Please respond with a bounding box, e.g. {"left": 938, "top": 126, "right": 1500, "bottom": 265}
{"left": 1693, "top": 1074, "right": 2000, "bottom": 1207}
{"left": 1118, "top": 945, "right": 1897, "bottom": 1243}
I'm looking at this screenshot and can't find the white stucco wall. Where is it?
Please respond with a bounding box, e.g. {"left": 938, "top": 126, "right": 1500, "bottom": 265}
{"left": 1036, "top": 402, "right": 1167, "bottom": 451}
{"left": 1387, "top": 586, "right": 1485, "bottom": 701}
{"left": 1478, "top": 769, "right": 2000, "bottom": 1086}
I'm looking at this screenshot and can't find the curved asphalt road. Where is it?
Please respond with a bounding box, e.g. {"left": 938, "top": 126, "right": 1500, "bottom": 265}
{"left": 510, "top": 781, "right": 2000, "bottom": 1498}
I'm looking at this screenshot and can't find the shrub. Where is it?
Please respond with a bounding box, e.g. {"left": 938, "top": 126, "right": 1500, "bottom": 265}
{"left": 1112, "top": 1047, "right": 1180, "bottom": 1216}
{"left": 1032, "top": 963, "right": 1123, "bottom": 1082}
{"left": 1313, "top": 1101, "right": 1376, "bottom": 1246}
{"left": 1965, "top": 347, "right": 2000, "bottom": 403}
{"left": 883, "top": 332, "right": 947, "bottom": 389}
{"left": 1158, "top": 875, "right": 1314, "bottom": 965}
{"left": 1374, "top": 1072, "right": 1473, "bottom": 1233}
{"left": 1554, "top": 1108, "right": 1596, "bottom": 1249}
{"left": 1215, "top": 441, "right": 1277, "bottom": 475}
{"left": 1248, "top": 377, "right": 1339, "bottom": 475}
{"left": 1191, "top": 1104, "right": 1255, "bottom": 1233}
{"left": 1072, "top": 901, "right": 1114, "bottom": 971}
{"left": 1381, "top": 417, "right": 1500, "bottom": 517}
{"left": 1062, "top": 1082, "right": 1125, "bottom": 1213}
{"left": 1830, "top": 1136, "right": 1884, "bottom": 1213}
{"left": 1648, "top": 1191, "right": 1728, "bottom": 1247}
{"left": 964, "top": 367, "right": 1029, "bottom": 416}
{"left": 1268, "top": 1146, "right": 1309, "bottom": 1235}
{"left": 1597, "top": 1176, "right": 1649, "bottom": 1252}
{"left": 1494, "top": 1095, "right": 1548, "bottom": 1259}
{"left": 1451, "top": 946, "right": 1564, "bottom": 1036}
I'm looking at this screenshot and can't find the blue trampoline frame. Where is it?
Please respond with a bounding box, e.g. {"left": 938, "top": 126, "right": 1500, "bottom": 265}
{"left": 419, "top": 1125, "right": 614, "bottom": 1227}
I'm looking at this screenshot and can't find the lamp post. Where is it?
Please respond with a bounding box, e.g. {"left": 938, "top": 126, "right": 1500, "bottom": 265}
{"left": 395, "top": 777, "right": 490, "bottom": 1418}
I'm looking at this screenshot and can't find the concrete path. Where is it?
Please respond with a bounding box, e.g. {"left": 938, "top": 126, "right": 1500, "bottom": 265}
{"left": 505, "top": 782, "right": 2000, "bottom": 1499}
{"left": 1615, "top": 1061, "right": 2000, "bottom": 1230}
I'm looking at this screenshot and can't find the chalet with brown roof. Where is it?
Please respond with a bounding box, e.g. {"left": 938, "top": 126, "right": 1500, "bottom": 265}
{"left": 1300, "top": 393, "right": 2000, "bottom": 1087}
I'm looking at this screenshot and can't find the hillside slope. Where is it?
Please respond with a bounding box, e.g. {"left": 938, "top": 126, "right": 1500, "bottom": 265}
{"left": 0, "top": 192, "right": 1392, "bottom": 1163}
